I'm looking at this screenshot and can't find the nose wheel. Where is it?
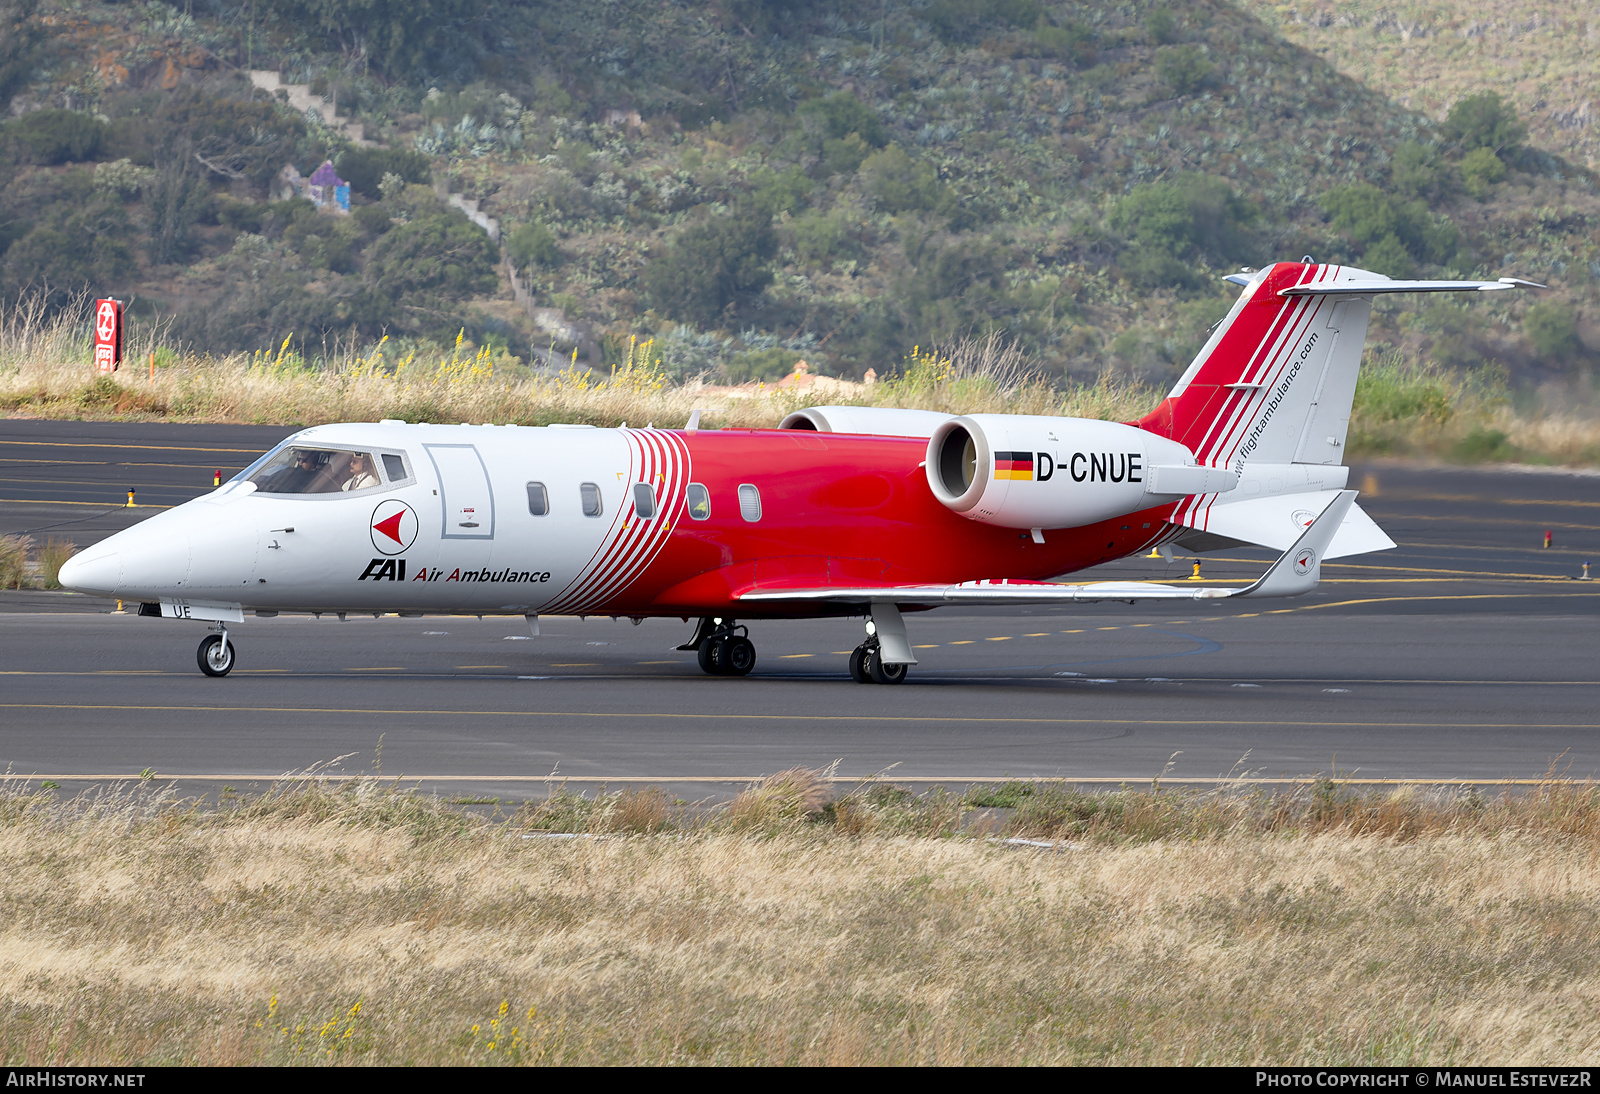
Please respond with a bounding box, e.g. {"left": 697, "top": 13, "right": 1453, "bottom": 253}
{"left": 197, "top": 632, "right": 236, "bottom": 677}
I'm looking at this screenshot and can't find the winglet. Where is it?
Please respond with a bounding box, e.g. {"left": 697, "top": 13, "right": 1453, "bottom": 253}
{"left": 1234, "top": 490, "right": 1355, "bottom": 598}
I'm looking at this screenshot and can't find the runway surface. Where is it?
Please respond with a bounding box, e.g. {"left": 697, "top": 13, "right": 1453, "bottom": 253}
{"left": 3, "top": 419, "right": 1598, "bottom": 797}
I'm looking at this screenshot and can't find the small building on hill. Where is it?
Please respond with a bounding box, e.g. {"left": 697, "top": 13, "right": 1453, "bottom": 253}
{"left": 306, "top": 161, "right": 350, "bottom": 214}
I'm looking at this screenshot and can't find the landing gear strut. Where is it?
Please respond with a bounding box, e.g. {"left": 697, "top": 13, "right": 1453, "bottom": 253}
{"left": 682, "top": 617, "right": 756, "bottom": 676}
{"left": 197, "top": 626, "right": 236, "bottom": 677}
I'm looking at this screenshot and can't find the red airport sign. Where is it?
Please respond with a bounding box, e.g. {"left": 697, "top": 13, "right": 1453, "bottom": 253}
{"left": 93, "top": 298, "right": 122, "bottom": 373}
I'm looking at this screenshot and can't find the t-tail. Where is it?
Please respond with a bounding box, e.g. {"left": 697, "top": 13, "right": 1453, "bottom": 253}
{"left": 1136, "top": 261, "right": 1538, "bottom": 558}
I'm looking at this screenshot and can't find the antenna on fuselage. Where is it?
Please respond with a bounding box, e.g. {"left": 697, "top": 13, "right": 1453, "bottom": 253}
{"left": 685, "top": 409, "right": 701, "bottom": 431}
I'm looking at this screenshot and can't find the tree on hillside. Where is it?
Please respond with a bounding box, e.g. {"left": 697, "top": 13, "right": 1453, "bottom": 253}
{"left": 1441, "top": 92, "right": 1527, "bottom": 156}
{"left": 268, "top": 0, "right": 515, "bottom": 83}
{"left": 1112, "top": 174, "right": 1254, "bottom": 287}
{"left": 644, "top": 208, "right": 776, "bottom": 329}
{"left": 0, "top": 0, "right": 46, "bottom": 110}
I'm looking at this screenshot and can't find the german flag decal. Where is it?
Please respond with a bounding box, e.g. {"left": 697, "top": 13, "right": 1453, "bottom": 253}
{"left": 994, "top": 451, "right": 1034, "bottom": 480}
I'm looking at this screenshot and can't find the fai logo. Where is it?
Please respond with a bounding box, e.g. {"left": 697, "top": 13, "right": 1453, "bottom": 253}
{"left": 1293, "top": 548, "right": 1317, "bottom": 577}
{"left": 1290, "top": 508, "right": 1316, "bottom": 530}
{"left": 370, "top": 499, "right": 418, "bottom": 556}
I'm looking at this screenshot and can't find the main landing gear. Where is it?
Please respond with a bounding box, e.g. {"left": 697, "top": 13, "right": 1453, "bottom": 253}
{"left": 848, "top": 615, "right": 910, "bottom": 685}
{"left": 681, "top": 617, "right": 756, "bottom": 676}
{"left": 197, "top": 625, "right": 236, "bottom": 677}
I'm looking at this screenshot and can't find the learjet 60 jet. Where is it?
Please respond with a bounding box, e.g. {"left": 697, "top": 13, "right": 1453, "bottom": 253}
{"left": 61, "top": 261, "right": 1535, "bottom": 681}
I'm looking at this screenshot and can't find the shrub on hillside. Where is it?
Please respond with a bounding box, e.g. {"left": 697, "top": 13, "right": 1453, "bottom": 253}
{"left": 1524, "top": 301, "right": 1582, "bottom": 364}
{"left": 5, "top": 109, "right": 106, "bottom": 164}
{"left": 1459, "top": 147, "right": 1507, "bottom": 200}
{"left": 506, "top": 220, "right": 559, "bottom": 270}
{"left": 1112, "top": 174, "right": 1254, "bottom": 286}
{"left": 644, "top": 208, "right": 777, "bottom": 328}
{"left": 1154, "top": 44, "right": 1215, "bottom": 97}
{"left": 1442, "top": 91, "right": 1527, "bottom": 156}
{"left": 1318, "top": 184, "right": 1458, "bottom": 275}
{"left": 858, "top": 144, "right": 944, "bottom": 215}
{"left": 336, "top": 147, "right": 432, "bottom": 200}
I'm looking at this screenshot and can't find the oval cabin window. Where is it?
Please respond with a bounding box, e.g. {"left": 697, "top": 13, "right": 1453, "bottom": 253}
{"left": 738, "top": 483, "right": 761, "bottom": 522}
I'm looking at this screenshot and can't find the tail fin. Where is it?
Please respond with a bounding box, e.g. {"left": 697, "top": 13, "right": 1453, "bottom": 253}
{"left": 1137, "top": 261, "right": 1528, "bottom": 471}
{"left": 1138, "top": 261, "right": 1532, "bottom": 558}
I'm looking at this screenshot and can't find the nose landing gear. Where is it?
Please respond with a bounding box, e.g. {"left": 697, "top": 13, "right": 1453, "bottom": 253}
{"left": 681, "top": 617, "right": 756, "bottom": 676}
{"left": 197, "top": 626, "right": 236, "bottom": 677}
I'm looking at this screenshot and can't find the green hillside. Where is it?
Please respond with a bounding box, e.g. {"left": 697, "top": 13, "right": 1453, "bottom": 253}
{"left": 1, "top": 0, "right": 1596, "bottom": 389}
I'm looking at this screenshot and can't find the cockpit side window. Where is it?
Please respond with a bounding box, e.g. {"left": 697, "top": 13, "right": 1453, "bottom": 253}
{"left": 250, "top": 447, "right": 391, "bottom": 495}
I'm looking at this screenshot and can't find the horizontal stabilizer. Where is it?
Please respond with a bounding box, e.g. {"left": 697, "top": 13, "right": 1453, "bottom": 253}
{"left": 1147, "top": 464, "right": 1238, "bottom": 496}
{"left": 1183, "top": 489, "right": 1394, "bottom": 559}
{"left": 740, "top": 492, "right": 1356, "bottom": 609}
{"left": 1278, "top": 277, "right": 1543, "bottom": 296}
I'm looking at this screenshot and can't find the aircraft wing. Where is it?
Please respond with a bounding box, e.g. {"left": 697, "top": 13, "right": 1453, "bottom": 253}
{"left": 741, "top": 491, "right": 1356, "bottom": 609}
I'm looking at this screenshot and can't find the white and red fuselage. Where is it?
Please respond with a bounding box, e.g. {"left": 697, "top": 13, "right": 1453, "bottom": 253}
{"left": 62, "top": 419, "right": 1186, "bottom": 619}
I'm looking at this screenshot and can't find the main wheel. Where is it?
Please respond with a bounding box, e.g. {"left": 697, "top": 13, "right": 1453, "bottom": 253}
{"left": 867, "top": 649, "right": 907, "bottom": 685}
{"left": 697, "top": 638, "right": 723, "bottom": 675}
{"left": 849, "top": 644, "right": 872, "bottom": 683}
{"left": 724, "top": 636, "right": 756, "bottom": 676}
{"left": 197, "top": 634, "right": 235, "bottom": 677}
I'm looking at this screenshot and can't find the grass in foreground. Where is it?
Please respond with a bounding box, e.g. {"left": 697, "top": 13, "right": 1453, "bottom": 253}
{"left": 3, "top": 769, "right": 1600, "bottom": 1065}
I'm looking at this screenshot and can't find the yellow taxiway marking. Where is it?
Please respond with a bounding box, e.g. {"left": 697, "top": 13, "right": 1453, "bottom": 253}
{"left": 986, "top": 636, "right": 1011, "bottom": 641}
{"left": 948, "top": 640, "right": 974, "bottom": 645}
{"left": 0, "top": 477, "right": 211, "bottom": 490}
{"left": 0, "top": 458, "right": 247, "bottom": 470}
{"left": 0, "top": 440, "right": 268, "bottom": 454}
{"left": 913, "top": 644, "right": 939, "bottom": 649}
{"left": 778, "top": 653, "right": 814, "bottom": 659}
{"left": 1380, "top": 492, "right": 1600, "bottom": 510}
{"left": 8, "top": 702, "right": 1600, "bottom": 731}
{"left": 344, "top": 667, "right": 406, "bottom": 671}
{"left": 454, "top": 665, "right": 507, "bottom": 670}
{"left": 1024, "top": 633, "right": 1051, "bottom": 637}
{"left": 549, "top": 663, "right": 598, "bottom": 667}
{"left": 0, "top": 498, "right": 173, "bottom": 508}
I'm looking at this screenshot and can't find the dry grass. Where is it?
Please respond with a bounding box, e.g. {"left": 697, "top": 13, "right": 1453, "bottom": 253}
{"left": 3, "top": 298, "right": 1596, "bottom": 466}
{"left": 0, "top": 536, "right": 27, "bottom": 590}
{"left": 2, "top": 773, "right": 1600, "bottom": 1065}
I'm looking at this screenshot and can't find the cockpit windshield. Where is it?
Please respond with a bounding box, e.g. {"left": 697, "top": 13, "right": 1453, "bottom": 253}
{"left": 249, "top": 447, "right": 384, "bottom": 495}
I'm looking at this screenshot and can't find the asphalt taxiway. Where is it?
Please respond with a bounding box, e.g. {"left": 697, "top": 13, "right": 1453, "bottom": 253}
{"left": 3, "top": 420, "right": 1598, "bottom": 797}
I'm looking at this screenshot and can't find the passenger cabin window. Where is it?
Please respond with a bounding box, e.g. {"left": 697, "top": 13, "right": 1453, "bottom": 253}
{"left": 526, "top": 482, "right": 548, "bottom": 516}
{"left": 738, "top": 483, "right": 762, "bottom": 522}
{"left": 381, "top": 453, "right": 407, "bottom": 482}
{"left": 632, "top": 483, "right": 657, "bottom": 519}
{"left": 686, "top": 483, "right": 710, "bottom": 521}
{"left": 250, "top": 447, "right": 382, "bottom": 494}
{"left": 580, "top": 482, "right": 603, "bottom": 517}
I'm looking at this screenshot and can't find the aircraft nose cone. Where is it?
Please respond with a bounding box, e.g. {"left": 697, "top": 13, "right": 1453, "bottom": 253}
{"left": 58, "top": 549, "right": 120, "bottom": 597}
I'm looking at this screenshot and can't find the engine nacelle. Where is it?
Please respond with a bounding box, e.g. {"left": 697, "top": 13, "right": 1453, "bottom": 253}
{"left": 779, "top": 405, "right": 955, "bottom": 438}
{"left": 926, "top": 414, "right": 1235, "bottom": 530}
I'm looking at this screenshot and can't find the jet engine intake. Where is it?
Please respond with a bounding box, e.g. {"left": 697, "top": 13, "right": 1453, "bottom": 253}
{"left": 926, "top": 414, "right": 1228, "bottom": 530}
{"left": 779, "top": 406, "right": 955, "bottom": 438}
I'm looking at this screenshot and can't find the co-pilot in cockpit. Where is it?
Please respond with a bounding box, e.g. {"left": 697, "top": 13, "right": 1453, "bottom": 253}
{"left": 251, "top": 448, "right": 385, "bottom": 494}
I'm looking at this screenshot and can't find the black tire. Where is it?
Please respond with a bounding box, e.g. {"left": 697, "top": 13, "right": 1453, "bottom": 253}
{"left": 697, "top": 638, "right": 722, "bottom": 675}
{"left": 724, "top": 636, "right": 756, "bottom": 676}
{"left": 197, "top": 634, "right": 235, "bottom": 677}
{"left": 849, "top": 645, "right": 872, "bottom": 683}
{"left": 867, "top": 650, "right": 907, "bottom": 685}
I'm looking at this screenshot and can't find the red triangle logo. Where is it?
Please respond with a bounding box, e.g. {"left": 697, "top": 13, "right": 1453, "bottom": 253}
{"left": 374, "top": 511, "right": 406, "bottom": 544}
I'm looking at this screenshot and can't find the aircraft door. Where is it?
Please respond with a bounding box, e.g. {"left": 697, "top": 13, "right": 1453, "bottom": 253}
{"left": 425, "top": 444, "right": 496, "bottom": 540}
